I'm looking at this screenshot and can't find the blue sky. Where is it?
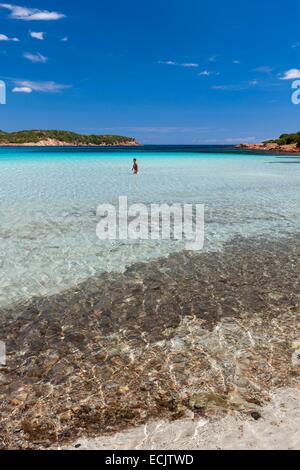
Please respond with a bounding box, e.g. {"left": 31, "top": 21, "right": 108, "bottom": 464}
{"left": 1, "top": 0, "right": 300, "bottom": 144}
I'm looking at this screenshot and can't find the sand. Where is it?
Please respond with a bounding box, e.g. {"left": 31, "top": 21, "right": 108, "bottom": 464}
{"left": 63, "top": 387, "right": 300, "bottom": 450}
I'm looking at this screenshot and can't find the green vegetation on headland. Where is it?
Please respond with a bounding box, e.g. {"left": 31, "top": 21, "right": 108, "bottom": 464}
{"left": 238, "top": 131, "right": 300, "bottom": 152}
{"left": 264, "top": 132, "right": 300, "bottom": 147}
{"left": 0, "top": 129, "right": 139, "bottom": 146}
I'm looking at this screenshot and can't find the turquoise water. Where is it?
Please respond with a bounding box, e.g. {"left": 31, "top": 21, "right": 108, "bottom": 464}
{"left": 1, "top": 147, "right": 300, "bottom": 307}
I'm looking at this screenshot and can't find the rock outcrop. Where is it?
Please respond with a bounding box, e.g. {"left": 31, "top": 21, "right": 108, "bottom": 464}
{"left": 1, "top": 139, "right": 139, "bottom": 147}
{"left": 237, "top": 142, "right": 300, "bottom": 153}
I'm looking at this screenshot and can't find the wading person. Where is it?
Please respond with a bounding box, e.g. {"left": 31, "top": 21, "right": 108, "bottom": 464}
{"left": 132, "top": 158, "right": 139, "bottom": 175}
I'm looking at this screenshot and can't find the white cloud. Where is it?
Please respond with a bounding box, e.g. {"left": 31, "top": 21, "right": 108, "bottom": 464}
{"left": 181, "top": 63, "right": 199, "bottom": 68}
{"left": 208, "top": 55, "right": 218, "bottom": 63}
{"left": 0, "top": 3, "right": 65, "bottom": 21}
{"left": 0, "top": 32, "right": 19, "bottom": 41}
{"left": 61, "top": 36, "right": 68, "bottom": 42}
{"left": 13, "top": 79, "right": 70, "bottom": 93}
{"left": 280, "top": 69, "right": 300, "bottom": 80}
{"left": 159, "top": 60, "right": 177, "bottom": 65}
{"left": 212, "top": 80, "right": 258, "bottom": 91}
{"left": 159, "top": 60, "right": 199, "bottom": 68}
{"left": 23, "top": 52, "right": 48, "bottom": 63}
{"left": 30, "top": 31, "right": 44, "bottom": 40}
{"left": 199, "top": 70, "right": 212, "bottom": 76}
{"left": 12, "top": 86, "right": 32, "bottom": 93}
{"left": 233, "top": 60, "right": 240, "bottom": 64}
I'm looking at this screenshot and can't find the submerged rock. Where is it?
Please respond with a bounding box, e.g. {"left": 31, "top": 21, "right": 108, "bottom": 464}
{"left": 189, "top": 392, "right": 260, "bottom": 414}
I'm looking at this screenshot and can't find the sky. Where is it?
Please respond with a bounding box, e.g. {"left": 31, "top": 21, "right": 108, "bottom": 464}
{"left": 1, "top": 0, "right": 300, "bottom": 144}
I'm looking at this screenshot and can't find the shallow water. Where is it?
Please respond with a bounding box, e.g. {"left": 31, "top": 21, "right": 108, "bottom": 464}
{"left": 1, "top": 146, "right": 300, "bottom": 448}
{"left": 1, "top": 234, "right": 300, "bottom": 448}
{"left": 1, "top": 147, "right": 300, "bottom": 307}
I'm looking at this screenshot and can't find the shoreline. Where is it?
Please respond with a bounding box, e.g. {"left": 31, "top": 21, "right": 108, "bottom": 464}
{"left": 63, "top": 386, "right": 300, "bottom": 450}
{"left": 0, "top": 141, "right": 140, "bottom": 147}
{"left": 236, "top": 143, "right": 300, "bottom": 154}
{"left": 1, "top": 142, "right": 300, "bottom": 153}
{"left": 1, "top": 234, "right": 300, "bottom": 449}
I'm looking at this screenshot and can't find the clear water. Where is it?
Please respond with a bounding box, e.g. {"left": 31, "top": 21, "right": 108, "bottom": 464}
{"left": 1, "top": 147, "right": 300, "bottom": 307}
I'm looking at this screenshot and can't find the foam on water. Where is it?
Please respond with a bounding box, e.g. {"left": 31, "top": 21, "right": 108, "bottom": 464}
{"left": 0, "top": 148, "right": 300, "bottom": 306}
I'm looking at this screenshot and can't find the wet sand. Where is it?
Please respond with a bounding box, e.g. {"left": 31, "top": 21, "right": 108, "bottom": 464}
{"left": 1, "top": 234, "right": 300, "bottom": 449}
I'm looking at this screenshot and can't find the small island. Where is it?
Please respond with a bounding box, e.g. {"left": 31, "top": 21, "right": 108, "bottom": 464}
{"left": 0, "top": 129, "right": 139, "bottom": 147}
{"left": 237, "top": 131, "right": 300, "bottom": 153}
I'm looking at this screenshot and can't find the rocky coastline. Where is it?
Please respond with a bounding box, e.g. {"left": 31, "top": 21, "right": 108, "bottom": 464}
{"left": 237, "top": 142, "right": 300, "bottom": 153}
{"left": 0, "top": 138, "right": 139, "bottom": 147}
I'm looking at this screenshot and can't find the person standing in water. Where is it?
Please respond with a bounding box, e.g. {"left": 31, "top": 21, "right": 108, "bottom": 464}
{"left": 132, "top": 158, "right": 139, "bottom": 175}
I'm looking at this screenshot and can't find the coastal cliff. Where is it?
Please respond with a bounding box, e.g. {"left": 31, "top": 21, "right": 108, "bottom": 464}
{"left": 237, "top": 131, "right": 300, "bottom": 153}
{"left": 0, "top": 130, "right": 139, "bottom": 147}
{"left": 237, "top": 142, "right": 300, "bottom": 153}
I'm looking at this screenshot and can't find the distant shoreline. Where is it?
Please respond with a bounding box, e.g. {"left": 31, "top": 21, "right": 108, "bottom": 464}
{"left": 237, "top": 142, "right": 300, "bottom": 154}
{"left": 0, "top": 130, "right": 139, "bottom": 147}
{"left": 0, "top": 140, "right": 140, "bottom": 147}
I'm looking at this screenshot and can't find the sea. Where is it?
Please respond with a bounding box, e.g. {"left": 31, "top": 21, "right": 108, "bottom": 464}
{"left": 1, "top": 145, "right": 300, "bottom": 308}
